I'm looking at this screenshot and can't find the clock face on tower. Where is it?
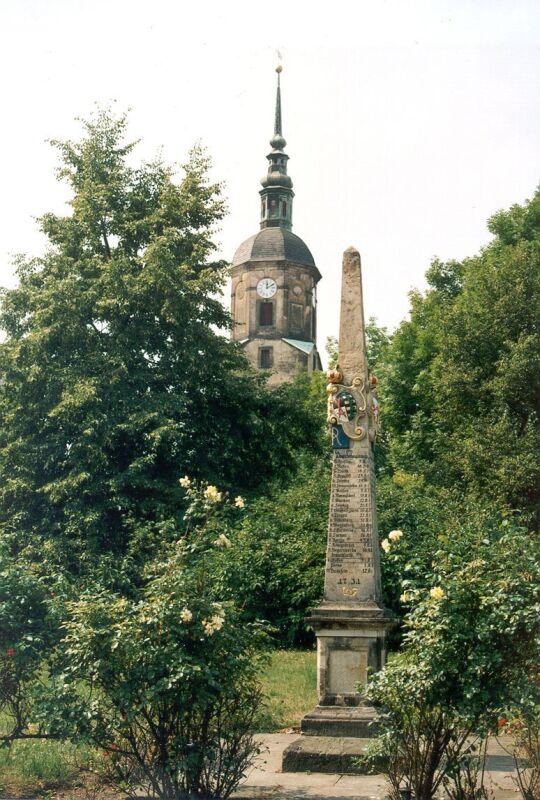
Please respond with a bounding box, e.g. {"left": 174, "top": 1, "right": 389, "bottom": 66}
{"left": 257, "top": 277, "right": 277, "bottom": 298}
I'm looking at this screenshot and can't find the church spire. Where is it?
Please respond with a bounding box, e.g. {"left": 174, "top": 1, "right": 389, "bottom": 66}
{"left": 259, "top": 65, "right": 294, "bottom": 231}
{"left": 273, "top": 65, "right": 283, "bottom": 142}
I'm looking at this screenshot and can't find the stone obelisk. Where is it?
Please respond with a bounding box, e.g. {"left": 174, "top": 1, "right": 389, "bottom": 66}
{"left": 283, "top": 247, "right": 393, "bottom": 773}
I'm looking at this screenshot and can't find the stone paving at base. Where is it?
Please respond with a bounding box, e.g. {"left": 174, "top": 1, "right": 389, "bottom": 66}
{"left": 0, "top": 733, "right": 520, "bottom": 800}
{"left": 232, "top": 734, "right": 521, "bottom": 800}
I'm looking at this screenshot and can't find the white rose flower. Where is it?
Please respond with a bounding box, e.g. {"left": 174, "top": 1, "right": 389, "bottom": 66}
{"left": 180, "top": 608, "right": 193, "bottom": 623}
{"left": 388, "top": 530, "right": 403, "bottom": 541}
{"left": 179, "top": 476, "right": 191, "bottom": 488}
{"left": 234, "top": 496, "right": 245, "bottom": 509}
{"left": 214, "top": 533, "right": 232, "bottom": 548}
{"left": 211, "top": 614, "right": 224, "bottom": 631}
{"left": 204, "top": 485, "right": 222, "bottom": 503}
{"left": 381, "top": 538, "right": 391, "bottom": 553}
{"left": 430, "top": 586, "right": 445, "bottom": 601}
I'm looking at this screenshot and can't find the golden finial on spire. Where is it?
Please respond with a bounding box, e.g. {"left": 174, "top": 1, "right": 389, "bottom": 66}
{"left": 276, "top": 64, "right": 283, "bottom": 74}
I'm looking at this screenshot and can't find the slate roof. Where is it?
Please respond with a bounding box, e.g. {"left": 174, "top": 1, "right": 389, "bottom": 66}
{"left": 232, "top": 227, "right": 315, "bottom": 268}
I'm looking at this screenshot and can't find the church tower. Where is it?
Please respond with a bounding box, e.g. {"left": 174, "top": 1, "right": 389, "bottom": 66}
{"left": 231, "top": 66, "right": 322, "bottom": 385}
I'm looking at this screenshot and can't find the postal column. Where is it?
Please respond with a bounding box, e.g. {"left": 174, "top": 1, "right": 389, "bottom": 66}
{"left": 302, "top": 246, "right": 393, "bottom": 738}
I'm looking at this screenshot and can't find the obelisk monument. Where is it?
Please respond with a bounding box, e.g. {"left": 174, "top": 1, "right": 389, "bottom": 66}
{"left": 283, "top": 247, "right": 393, "bottom": 772}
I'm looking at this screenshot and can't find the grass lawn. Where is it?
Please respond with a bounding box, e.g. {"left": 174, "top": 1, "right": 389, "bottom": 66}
{"left": 256, "top": 648, "right": 317, "bottom": 732}
{"left": 0, "top": 737, "right": 104, "bottom": 798}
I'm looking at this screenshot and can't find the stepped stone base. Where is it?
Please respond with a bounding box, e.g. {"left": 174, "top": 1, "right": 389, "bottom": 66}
{"left": 301, "top": 704, "right": 379, "bottom": 738}
{"left": 282, "top": 735, "right": 372, "bottom": 774}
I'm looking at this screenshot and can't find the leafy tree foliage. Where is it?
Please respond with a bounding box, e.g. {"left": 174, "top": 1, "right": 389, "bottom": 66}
{"left": 381, "top": 188, "right": 540, "bottom": 524}
{"left": 200, "top": 371, "right": 329, "bottom": 646}
{"left": 0, "top": 108, "right": 319, "bottom": 571}
{"left": 223, "top": 454, "right": 330, "bottom": 646}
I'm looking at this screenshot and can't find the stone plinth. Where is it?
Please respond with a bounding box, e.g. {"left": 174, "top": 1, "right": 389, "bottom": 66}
{"left": 282, "top": 736, "right": 372, "bottom": 775}
{"left": 301, "top": 704, "right": 379, "bottom": 738}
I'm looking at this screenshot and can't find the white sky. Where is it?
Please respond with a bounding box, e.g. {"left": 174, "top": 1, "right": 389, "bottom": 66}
{"left": 1, "top": 0, "right": 539, "bottom": 363}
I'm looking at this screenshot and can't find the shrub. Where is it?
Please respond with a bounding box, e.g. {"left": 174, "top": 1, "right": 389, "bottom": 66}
{"left": 367, "top": 509, "right": 540, "bottom": 800}
{"left": 0, "top": 546, "right": 59, "bottom": 741}
{"left": 25, "top": 481, "right": 269, "bottom": 800}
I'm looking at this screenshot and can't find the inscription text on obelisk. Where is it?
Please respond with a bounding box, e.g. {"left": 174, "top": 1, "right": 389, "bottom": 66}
{"left": 325, "top": 451, "right": 378, "bottom": 602}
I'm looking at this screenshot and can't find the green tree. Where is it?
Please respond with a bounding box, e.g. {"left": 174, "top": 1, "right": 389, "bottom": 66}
{"left": 381, "top": 188, "right": 540, "bottom": 523}
{"left": 207, "top": 371, "right": 330, "bottom": 646}
{"left": 223, "top": 454, "right": 330, "bottom": 646}
{"left": 0, "top": 108, "right": 318, "bottom": 572}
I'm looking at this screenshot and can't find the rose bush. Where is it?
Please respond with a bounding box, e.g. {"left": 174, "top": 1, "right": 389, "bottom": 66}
{"left": 2, "top": 482, "right": 266, "bottom": 800}
{"left": 366, "top": 509, "right": 540, "bottom": 800}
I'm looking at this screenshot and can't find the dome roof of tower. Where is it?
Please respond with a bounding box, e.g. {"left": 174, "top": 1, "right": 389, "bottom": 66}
{"left": 232, "top": 227, "right": 315, "bottom": 268}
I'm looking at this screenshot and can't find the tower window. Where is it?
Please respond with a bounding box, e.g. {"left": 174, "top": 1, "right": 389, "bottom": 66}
{"left": 281, "top": 201, "right": 287, "bottom": 217}
{"left": 259, "top": 347, "right": 273, "bottom": 369}
{"left": 259, "top": 301, "right": 274, "bottom": 327}
{"left": 290, "top": 302, "right": 303, "bottom": 331}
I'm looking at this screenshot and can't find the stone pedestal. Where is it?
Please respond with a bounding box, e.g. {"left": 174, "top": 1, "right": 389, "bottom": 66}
{"left": 308, "top": 605, "right": 391, "bottom": 713}
{"left": 282, "top": 246, "right": 393, "bottom": 773}
{"left": 296, "top": 605, "right": 392, "bottom": 756}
